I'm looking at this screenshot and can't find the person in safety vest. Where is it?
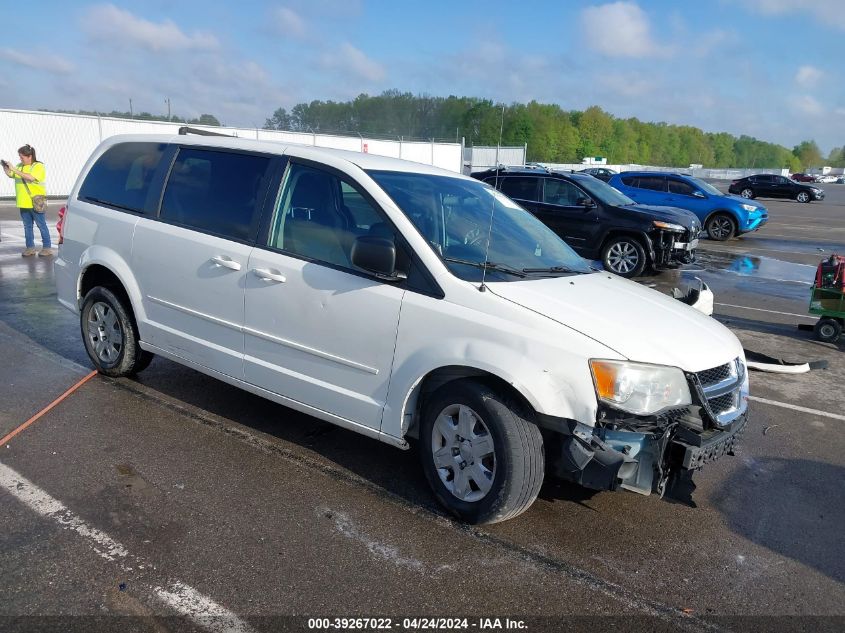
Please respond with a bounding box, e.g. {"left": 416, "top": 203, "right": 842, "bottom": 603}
{"left": 2, "top": 144, "right": 51, "bottom": 257}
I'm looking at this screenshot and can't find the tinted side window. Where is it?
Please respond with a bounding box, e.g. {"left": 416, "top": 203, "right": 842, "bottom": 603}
{"left": 636, "top": 176, "right": 667, "bottom": 192}
{"left": 756, "top": 175, "right": 773, "bottom": 183}
{"left": 620, "top": 176, "right": 636, "bottom": 186}
{"left": 79, "top": 142, "right": 167, "bottom": 214}
{"left": 775, "top": 176, "right": 789, "bottom": 184}
{"left": 668, "top": 179, "right": 696, "bottom": 195}
{"left": 160, "top": 148, "right": 271, "bottom": 241}
{"left": 499, "top": 177, "right": 539, "bottom": 201}
{"left": 543, "top": 179, "right": 583, "bottom": 206}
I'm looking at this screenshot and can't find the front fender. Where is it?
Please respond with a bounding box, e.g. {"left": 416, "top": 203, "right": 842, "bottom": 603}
{"left": 382, "top": 289, "right": 620, "bottom": 439}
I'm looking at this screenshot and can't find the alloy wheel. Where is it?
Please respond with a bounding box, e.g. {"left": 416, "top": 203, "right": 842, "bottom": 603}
{"left": 709, "top": 217, "right": 733, "bottom": 240}
{"left": 741, "top": 189, "right": 753, "bottom": 198}
{"left": 606, "top": 241, "right": 640, "bottom": 274}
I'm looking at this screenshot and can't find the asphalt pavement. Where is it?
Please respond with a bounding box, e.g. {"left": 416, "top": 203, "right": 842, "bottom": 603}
{"left": 0, "top": 186, "right": 843, "bottom": 633}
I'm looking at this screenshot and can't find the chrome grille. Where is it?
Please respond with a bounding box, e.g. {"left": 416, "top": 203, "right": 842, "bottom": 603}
{"left": 697, "top": 363, "right": 732, "bottom": 387}
{"left": 708, "top": 392, "right": 735, "bottom": 415}
{"left": 694, "top": 359, "right": 748, "bottom": 426}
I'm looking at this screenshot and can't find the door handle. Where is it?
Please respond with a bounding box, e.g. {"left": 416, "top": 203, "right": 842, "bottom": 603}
{"left": 252, "top": 268, "right": 287, "bottom": 283}
{"left": 211, "top": 256, "right": 242, "bottom": 271}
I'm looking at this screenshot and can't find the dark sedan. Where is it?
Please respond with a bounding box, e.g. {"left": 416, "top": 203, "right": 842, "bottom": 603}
{"left": 579, "top": 167, "right": 617, "bottom": 182}
{"left": 729, "top": 174, "right": 825, "bottom": 203}
{"left": 791, "top": 173, "right": 817, "bottom": 182}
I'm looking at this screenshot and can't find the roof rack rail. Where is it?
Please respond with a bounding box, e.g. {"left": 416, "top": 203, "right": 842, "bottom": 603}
{"left": 177, "top": 126, "right": 234, "bottom": 137}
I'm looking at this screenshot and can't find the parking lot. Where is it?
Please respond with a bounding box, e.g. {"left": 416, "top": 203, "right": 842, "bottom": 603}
{"left": 1, "top": 185, "right": 843, "bottom": 632}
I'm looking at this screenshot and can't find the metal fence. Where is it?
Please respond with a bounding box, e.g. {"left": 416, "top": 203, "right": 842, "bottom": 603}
{"left": 463, "top": 146, "right": 527, "bottom": 173}
{"left": 537, "top": 162, "right": 789, "bottom": 180}
{"left": 0, "top": 109, "right": 464, "bottom": 197}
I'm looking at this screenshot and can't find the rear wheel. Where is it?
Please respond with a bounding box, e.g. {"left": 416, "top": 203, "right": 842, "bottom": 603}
{"left": 814, "top": 318, "right": 842, "bottom": 343}
{"left": 740, "top": 188, "right": 754, "bottom": 199}
{"left": 420, "top": 380, "right": 544, "bottom": 524}
{"left": 80, "top": 286, "right": 152, "bottom": 377}
{"left": 706, "top": 214, "right": 736, "bottom": 241}
{"left": 796, "top": 191, "right": 810, "bottom": 203}
{"left": 601, "top": 236, "right": 647, "bottom": 278}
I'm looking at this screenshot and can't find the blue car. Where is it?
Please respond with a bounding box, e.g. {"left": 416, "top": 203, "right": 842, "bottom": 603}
{"left": 608, "top": 172, "right": 768, "bottom": 241}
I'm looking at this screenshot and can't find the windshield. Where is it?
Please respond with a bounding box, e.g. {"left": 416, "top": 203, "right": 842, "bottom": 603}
{"left": 574, "top": 176, "right": 635, "bottom": 207}
{"left": 367, "top": 170, "right": 592, "bottom": 282}
{"left": 689, "top": 177, "right": 722, "bottom": 196}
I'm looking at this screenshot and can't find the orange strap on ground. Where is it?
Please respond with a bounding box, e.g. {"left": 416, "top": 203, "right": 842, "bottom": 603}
{"left": 1, "top": 370, "right": 98, "bottom": 446}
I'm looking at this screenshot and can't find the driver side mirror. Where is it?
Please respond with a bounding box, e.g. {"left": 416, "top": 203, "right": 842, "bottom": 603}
{"left": 576, "top": 197, "right": 596, "bottom": 208}
{"left": 692, "top": 191, "right": 706, "bottom": 198}
{"left": 351, "top": 236, "right": 407, "bottom": 281}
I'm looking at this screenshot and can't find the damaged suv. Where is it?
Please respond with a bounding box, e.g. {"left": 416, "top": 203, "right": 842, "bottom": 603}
{"left": 56, "top": 134, "right": 748, "bottom": 524}
{"left": 472, "top": 166, "right": 700, "bottom": 278}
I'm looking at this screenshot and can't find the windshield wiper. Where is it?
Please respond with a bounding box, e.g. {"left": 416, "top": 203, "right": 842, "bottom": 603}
{"left": 443, "top": 257, "right": 526, "bottom": 278}
{"left": 521, "top": 265, "right": 583, "bottom": 275}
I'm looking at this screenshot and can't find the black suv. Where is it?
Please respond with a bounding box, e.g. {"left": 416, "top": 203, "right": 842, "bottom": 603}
{"left": 472, "top": 166, "right": 700, "bottom": 278}
{"left": 729, "top": 174, "right": 825, "bottom": 203}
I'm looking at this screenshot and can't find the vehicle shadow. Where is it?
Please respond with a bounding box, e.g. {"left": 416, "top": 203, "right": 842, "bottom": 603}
{"left": 710, "top": 456, "right": 845, "bottom": 584}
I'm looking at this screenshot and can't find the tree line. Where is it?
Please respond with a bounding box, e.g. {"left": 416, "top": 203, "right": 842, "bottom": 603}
{"left": 265, "top": 90, "right": 835, "bottom": 171}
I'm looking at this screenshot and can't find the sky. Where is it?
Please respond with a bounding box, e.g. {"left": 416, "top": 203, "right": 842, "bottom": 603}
{"left": 2, "top": 0, "right": 844, "bottom": 154}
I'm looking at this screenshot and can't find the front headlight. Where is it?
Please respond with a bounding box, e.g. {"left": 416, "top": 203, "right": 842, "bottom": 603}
{"left": 653, "top": 220, "right": 685, "bottom": 232}
{"left": 741, "top": 203, "right": 758, "bottom": 212}
{"left": 590, "top": 360, "right": 692, "bottom": 416}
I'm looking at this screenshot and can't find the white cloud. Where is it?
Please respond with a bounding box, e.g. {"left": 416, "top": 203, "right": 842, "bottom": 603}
{"left": 795, "top": 65, "right": 823, "bottom": 88}
{"left": 321, "top": 43, "right": 385, "bottom": 82}
{"left": 273, "top": 7, "right": 306, "bottom": 38}
{"left": 790, "top": 95, "right": 824, "bottom": 116}
{"left": 84, "top": 4, "right": 219, "bottom": 52}
{"left": 0, "top": 48, "right": 74, "bottom": 74}
{"left": 581, "top": 2, "right": 669, "bottom": 58}
{"left": 739, "top": 0, "right": 845, "bottom": 31}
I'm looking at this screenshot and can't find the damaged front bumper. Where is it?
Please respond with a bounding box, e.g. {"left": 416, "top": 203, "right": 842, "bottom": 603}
{"left": 548, "top": 358, "right": 748, "bottom": 503}
{"left": 649, "top": 229, "right": 699, "bottom": 269}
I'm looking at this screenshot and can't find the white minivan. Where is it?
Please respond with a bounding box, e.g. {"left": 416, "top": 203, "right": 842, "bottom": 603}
{"left": 56, "top": 134, "right": 748, "bottom": 523}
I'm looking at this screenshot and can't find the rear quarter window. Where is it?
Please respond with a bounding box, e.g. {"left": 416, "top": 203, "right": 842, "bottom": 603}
{"left": 78, "top": 142, "right": 168, "bottom": 214}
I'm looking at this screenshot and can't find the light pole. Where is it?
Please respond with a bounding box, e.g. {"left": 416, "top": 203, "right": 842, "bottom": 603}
{"left": 165, "top": 97, "right": 171, "bottom": 122}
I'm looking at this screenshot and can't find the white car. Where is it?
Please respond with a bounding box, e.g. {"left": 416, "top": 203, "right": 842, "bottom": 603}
{"left": 55, "top": 134, "right": 748, "bottom": 523}
{"left": 816, "top": 175, "right": 838, "bottom": 183}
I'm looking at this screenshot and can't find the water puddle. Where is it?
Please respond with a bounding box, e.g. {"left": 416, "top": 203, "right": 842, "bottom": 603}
{"left": 693, "top": 252, "right": 816, "bottom": 285}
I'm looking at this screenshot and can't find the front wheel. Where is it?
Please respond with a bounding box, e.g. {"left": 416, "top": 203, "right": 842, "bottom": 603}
{"left": 796, "top": 191, "right": 811, "bottom": 203}
{"left": 601, "top": 236, "right": 647, "bottom": 278}
{"left": 80, "top": 286, "right": 152, "bottom": 377}
{"left": 814, "top": 318, "right": 842, "bottom": 343}
{"left": 706, "top": 214, "right": 736, "bottom": 241}
{"left": 420, "top": 380, "right": 544, "bottom": 524}
{"left": 740, "top": 188, "right": 754, "bottom": 199}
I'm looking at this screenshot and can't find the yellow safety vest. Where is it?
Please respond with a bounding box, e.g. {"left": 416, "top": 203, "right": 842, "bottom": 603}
{"left": 10, "top": 162, "right": 46, "bottom": 209}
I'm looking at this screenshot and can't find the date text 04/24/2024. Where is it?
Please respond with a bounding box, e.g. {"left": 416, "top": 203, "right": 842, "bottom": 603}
{"left": 307, "top": 618, "right": 528, "bottom": 630}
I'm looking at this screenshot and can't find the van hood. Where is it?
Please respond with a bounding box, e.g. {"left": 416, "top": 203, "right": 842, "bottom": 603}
{"left": 625, "top": 204, "right": 699, "bottom": 228}
{"left": 489, "top": 272, "right": 742, "bottom": 373}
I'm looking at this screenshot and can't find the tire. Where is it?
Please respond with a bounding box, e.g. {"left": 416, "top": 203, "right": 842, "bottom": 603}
{"left": 419, "top": 379, "right": 544, "bottom": 524}
{"left": 601, "top": 236, "right": 647, "bottom": 278}
{"left": 80, "top": 286, "right": 151, "bottom": 377}
{"left": 796, "top": 191, "right": 811, "bottom": 203}
{"left": 706, "top": 213, "right": 736, "bottom": 241}
{"left": 814, "top": 318, "right": 842, "bottom": 343}
{"left": 740, "top": 188, "right": 754, "bottom": 199}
